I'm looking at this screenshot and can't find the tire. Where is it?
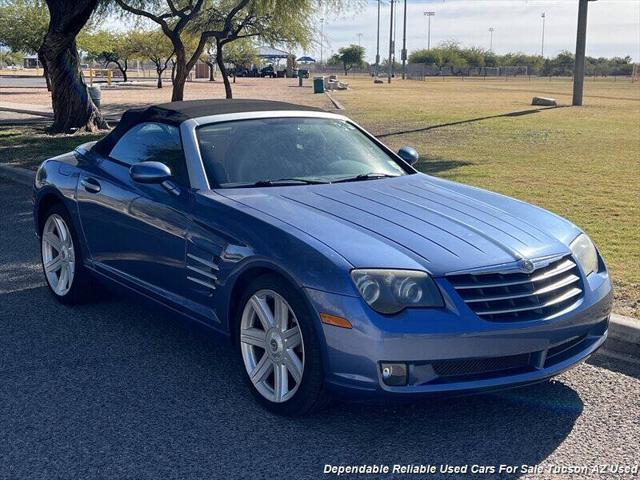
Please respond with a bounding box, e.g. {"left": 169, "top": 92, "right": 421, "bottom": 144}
{"left": 235, "top": 274, "right": 331, "bottom": 416}
{"left": 40, "top": 203, "right": 93, "bottom": 305}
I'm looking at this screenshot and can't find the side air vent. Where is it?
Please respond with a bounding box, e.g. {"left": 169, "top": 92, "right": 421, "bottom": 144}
{"left": 186, "top": 253, "right": 219, "bottom": 293}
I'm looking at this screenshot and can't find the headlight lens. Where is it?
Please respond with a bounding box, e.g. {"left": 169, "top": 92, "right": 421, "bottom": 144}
{"left": 351, "top": 269, "right": 443, "bottom": 314}
{"left": 570, "top": 233, "right": 599, "bottom": 276}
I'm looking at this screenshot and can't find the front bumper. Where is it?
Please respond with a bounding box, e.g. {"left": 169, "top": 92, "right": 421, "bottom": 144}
{"left": 304, "top": 269, "right": 613, "bottom": 399}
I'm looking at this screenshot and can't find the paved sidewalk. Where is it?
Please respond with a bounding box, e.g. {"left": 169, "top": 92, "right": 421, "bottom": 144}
{"left": 0, "top": 101, "right": 125, "bottom": 124}
{"left": 0, "top": 101, "right": 53, "bottom": 118}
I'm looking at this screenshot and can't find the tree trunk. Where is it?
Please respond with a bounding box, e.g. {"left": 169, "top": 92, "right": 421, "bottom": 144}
{"left": 171, "top": 44, "right": 187, "bottom": 101}
{"left": 40, "top": 39, "right": 107, "bottom": 133}
{"left": 156, "top": 68, "right": 163, "bottom": 88}
{"left": 216, "top": 40, "right": 232, "bottom": 99}
{"left": 121, "top": 59, "right": 128, "bottom": 82}
{"left": 206, "top": 61, "right": 215, "bottom": 81}
{"left": 114, "top": 60, "right": 128, "bottom": 83}
{"left": 38, "top": 51, "right": 52, "bottom": 92}
{"left": 41, "top": 0, "right": 107, "bottom": 133}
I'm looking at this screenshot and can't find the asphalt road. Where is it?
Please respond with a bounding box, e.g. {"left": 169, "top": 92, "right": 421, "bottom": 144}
{"left": 0, "top": 75, "right": 47, "bottom": 88}
{"left": 1, "top": 178, "right": 638, "bottom": 480}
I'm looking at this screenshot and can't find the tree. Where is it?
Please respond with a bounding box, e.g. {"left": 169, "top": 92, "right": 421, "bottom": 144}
{"left": 335, "top": 44, "right": 364, "bottom": 75}
{"left": 408, "top": 49, "right": 442, "bottom": 66}
{"left": 461, "top": 46, "right": 486, "bottom": 68}
{"left": 0, "top": 49, "right": 23, "bottom": 66}
{"left": 113, "top": 0, "right": 251, "bottom": 101}
{"left": 204, "top": 41, "right": 216, "bottom": 81}
{"left": 39, "top": 0, "right": 107, "bottom": 132}
{"left": 113, "top": 0, "right": 359, "bottom": 101}
{"left": 224, "top": 38, "right": 257, "bottom": 71}
{"left": 79, "top": 29, "right": 137, "bottom": 81}
{"left": 544, "top": 50, "right": 574, "bottom": 76}
{"left": 0, "top": 0, "right": 50, "bottom": 87}
{"left": 219, "top": 37, "right": 256, "bottom": 84}
{"left": 0, "top": 0, "right": 48, "bottom": 52}
{"left": 129, "top": 29, "right": 173, "bottom": 88}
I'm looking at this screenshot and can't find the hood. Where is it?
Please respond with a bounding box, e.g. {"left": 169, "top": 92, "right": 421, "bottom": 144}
{"left": 216, "top": 174, "right": 580, "bottom": 276}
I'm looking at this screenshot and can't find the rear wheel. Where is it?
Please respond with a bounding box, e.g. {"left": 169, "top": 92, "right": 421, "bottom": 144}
{"left": 236, "top": 274, "right": 331, "bottom": 416}
{"left": 40, "top": 204, "right": 93, "bottom": 304}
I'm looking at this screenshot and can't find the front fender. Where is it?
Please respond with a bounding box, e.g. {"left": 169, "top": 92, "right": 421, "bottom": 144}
{"left": 33, "top": 158, "right": 82, "bottom": 237}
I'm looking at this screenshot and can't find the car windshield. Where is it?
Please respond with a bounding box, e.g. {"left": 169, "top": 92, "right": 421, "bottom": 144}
{"left": 196, "top": 117, "right": 409, "bottom": 188}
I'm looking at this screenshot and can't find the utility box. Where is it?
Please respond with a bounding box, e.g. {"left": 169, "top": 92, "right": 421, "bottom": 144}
{"left": 313, "top": 76, "right": 325, "bottom": 94}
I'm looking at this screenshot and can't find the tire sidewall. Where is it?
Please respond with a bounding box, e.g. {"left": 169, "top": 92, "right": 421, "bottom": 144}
{"left": 235, "top": 274, "right": 327, "bottom": 416}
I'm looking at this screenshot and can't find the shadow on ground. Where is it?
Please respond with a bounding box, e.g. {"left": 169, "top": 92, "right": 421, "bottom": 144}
{"left": 376, "top": 107, "right": 560, "bottom": 139}
{"left": 415, "top": 157, "right": 474, "bottom": 175}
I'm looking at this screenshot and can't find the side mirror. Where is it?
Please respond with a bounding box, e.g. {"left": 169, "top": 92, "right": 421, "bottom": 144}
{"left": 398, "top": 146, "right": 419, "bottom": 166}
{"left": 130, "top": 161, "right": 172, "bottom": 184}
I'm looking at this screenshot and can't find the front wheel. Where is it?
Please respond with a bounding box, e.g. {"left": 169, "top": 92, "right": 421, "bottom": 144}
{"left": 40, "top": 204, "right": 93, "bottom": 304}
{"left": 236, "top": 274, "right": 331, "bottom": 416}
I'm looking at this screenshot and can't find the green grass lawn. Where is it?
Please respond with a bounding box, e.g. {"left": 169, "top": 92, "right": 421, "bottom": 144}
{"left": 1, "top": 77, "right": 638, "bottom": 317}
{"left": 333, "top": 77, "right": 639, "bottom": 318}
{"left": 0, "top": 127, "right": 105, "bottom": 170}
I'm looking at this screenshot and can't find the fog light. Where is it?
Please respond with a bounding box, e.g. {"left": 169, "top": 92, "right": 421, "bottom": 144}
{"left": 380, "top": 362, "right": 407, "bottom": 386}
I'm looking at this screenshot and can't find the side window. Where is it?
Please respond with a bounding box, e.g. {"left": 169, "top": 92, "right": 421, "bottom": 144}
{"left": 109, "top": 122, "right": 190, "bottom": 187}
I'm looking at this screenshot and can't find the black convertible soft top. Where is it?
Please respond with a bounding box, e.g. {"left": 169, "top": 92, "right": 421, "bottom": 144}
{"left": 92, "top": 99, "right": 325, "bottom": 156}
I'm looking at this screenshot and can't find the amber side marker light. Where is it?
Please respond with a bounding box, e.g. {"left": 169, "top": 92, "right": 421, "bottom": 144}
{"left": 320, "top": 313, "right": 353, "bottom": 329}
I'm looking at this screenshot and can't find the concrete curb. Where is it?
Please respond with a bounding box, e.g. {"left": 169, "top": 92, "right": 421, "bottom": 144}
{"left": 0, "top": 163, "right": 637, "bottom": 359}
{"left": 0, "top": 105, "right": 53, "bottom": 118}
{"left": 325, "top": 91, "right": 345, "bottom": 110}
{"left": 605, "top": 314, "right": 640, "bottom": 357}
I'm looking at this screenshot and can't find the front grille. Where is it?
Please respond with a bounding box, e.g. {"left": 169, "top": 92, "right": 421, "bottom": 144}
{"left": 431, "top": 353, "right": 532, "bottom": 379}
{"left": 448, "top": 256, "right": 583, "bottom": 322}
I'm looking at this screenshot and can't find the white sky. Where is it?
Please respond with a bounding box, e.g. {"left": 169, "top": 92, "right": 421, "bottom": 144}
{"left": 309, "top": 0, "right": 640, "bottom": 62}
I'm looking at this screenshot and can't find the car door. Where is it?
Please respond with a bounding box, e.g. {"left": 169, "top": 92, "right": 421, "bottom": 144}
{"left": 76, "top": 122, "right": 193, "bottom": 303}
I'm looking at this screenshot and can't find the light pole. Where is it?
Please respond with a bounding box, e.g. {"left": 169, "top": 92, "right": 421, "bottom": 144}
{"left": 489, "top": 27, "right": 495, "bottom": 52}
{"left": 320, "top": 17, "right": 325, "bottom": 65}
{"left": 424, "top": 11, "right": 435, "bottom": 50}
{"left": 401, "top": 0, "right": 407, "bottom": 79}
{"left": 357, "top": 32, "right": 363, "bottom": 47}
{"left": 388, "top": 0, "right": 394, "bottom": 83}
{"left": 573, "top": 0, "right": 596, "bottom": 106}
{"left": 375, "top": 0, "right": 381, "bottom": 75}
{"left": 541, "top": 12, "right": 546, "bottom": 57}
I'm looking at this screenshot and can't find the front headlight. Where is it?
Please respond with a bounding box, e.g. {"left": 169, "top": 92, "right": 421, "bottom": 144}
{"left": 570, "top": 233, "right": 599, "bottom": 276}
{"left": 351, "top": 269, "right": 443, "bottom": 315}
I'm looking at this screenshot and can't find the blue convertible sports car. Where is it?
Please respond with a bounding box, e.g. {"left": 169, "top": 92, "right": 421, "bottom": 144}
{"left": 34, "top": 99, "right": 613, "bottom": 415}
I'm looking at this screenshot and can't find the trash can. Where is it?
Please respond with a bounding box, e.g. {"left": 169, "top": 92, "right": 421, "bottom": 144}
{"left": 88, "top": 85, "right": 101, "bottom": 109}
{"left": 313, "top": 76, "right": 325, "bottom": 94}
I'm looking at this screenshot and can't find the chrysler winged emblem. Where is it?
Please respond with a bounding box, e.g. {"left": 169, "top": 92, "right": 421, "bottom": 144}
{"left": 520, "top": 259, "right": 535, "bottom": 274}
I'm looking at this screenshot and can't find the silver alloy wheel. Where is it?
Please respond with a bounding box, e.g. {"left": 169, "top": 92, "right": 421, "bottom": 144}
{"left": 240, "top": 289, "right": 305, "bottom": 403}
{"left": 41, "top": 214, "right": 75, "bottom": 296}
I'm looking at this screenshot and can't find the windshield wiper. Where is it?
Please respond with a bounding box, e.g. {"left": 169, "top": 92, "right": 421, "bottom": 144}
{"left": 247, "top": 178, "right": 329, "bottom": 187}
{"left": 333, "top": 172, "right": 400, "bottom": 183}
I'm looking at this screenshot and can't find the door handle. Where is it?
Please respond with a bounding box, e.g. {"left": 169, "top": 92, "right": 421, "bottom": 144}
{"left": 81, "top": 178, "right": 101, "bottom": 193}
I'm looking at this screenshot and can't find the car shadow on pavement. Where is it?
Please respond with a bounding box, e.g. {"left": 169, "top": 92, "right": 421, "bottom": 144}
{"left": 587, "top": 353, "right": 640, "bottom": 380}
{"left": 0, "top": 284, "right": 583, "bottom": 479}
